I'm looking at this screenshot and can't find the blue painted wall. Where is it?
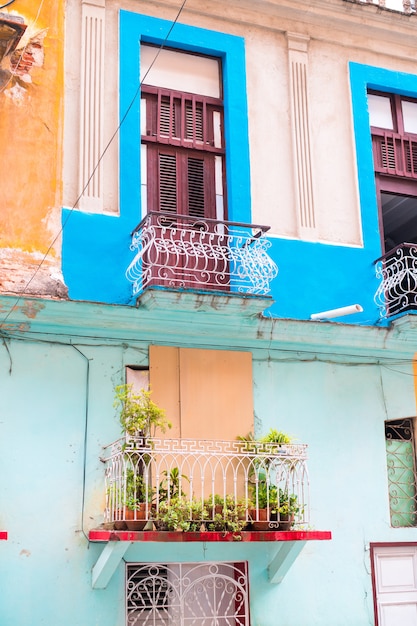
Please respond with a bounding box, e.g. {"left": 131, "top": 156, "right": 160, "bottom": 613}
{"left": 2, "top": 298, "right": 417, "bottom": 624}
{"left": 62, "top": 14, "right": 415, "bottom": 326}
{"left": 62, "top": 12, "right": 250, "bottom": 305}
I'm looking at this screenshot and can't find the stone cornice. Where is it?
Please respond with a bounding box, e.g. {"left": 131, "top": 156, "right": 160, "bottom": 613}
{"left": 139, "top": 0, "right": 417, "bottom": 54}
{"left": 0, "top": 293, "right": 416, "bottom": 362}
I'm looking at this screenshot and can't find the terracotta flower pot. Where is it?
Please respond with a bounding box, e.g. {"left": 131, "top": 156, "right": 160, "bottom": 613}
{"left": 278, "top": 513, "right": 294, "bottom": 531}
{"left": 125, "top": 503, "right": 148, "bottom": 531}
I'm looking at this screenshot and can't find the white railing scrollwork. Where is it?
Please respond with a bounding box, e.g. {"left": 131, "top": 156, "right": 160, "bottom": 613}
{"left": 374, "top": 243, "right": 417, "bottom": 318}
{"left": 102, "top": 438, "right": 309, "bottom": 532}
{"left": 126, "top": 212, "right": 278, "bottom": 297}
{"left": 344, "top": 0, "right": 416, "bottom": 14}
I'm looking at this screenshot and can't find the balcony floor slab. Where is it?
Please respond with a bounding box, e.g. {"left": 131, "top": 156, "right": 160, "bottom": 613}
{"left": 89, "top": 529, "right": 331, "bottom": 542}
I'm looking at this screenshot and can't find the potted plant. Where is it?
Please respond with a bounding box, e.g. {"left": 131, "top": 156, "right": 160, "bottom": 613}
{"left": 249, "top": 480, "right": 278, "bottom": 523}
{"left": 158, "top": 467, "right": 189, "bottom": 502}
{"left": 206, "top": 506, "right": 247, "bottom": 535}
{"left": 112, "top": 385, "right": 171, "bottom": 528}
{"left": 114, "top": 384, "right": 172, "bottom": 439}
{"left": 124, "top": 470, "right": 153, "bottom": 530}
{"left": 205, "top": 494, "right": 248, "bottom": 533}
{"left": 189, "top": 499, "right": 208, "bottom": 531}
{"left": 155, "top": 497, "right": 192, "bottom": 532}
{"left": 278, "top": 490, "right": 301, "bottom": 530}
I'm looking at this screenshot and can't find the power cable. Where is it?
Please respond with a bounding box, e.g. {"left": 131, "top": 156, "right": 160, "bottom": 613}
{"left": 0, "top": 0, "right": 188, "bottom": 330}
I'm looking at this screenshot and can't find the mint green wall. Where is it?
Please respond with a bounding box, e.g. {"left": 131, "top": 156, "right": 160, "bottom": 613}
{"left": 1, "top": 295, "right": 417, "bottom": 625}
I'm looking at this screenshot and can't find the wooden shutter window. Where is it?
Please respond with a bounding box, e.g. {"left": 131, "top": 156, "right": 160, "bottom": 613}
{"left": 405, "top": 141, "right": 417, "bottom": 175}
{"left": 187, "top": 157, "right": 205, "bottom": 218}
{"left": 159, "top": 153, "right": 177, "bottom": 213}
{"left": 142, "top": 86, "right": 223, "bottom": 152}
{"left": 142, "top": 85, "right": 224, "bottom": 219}
{"left": 159, "top": 96, "right": 177, "bottom": 139}
{"left": 185, "top": 100, "right": 204, "bottom": 143}
{"left": 381, "top": 139, "right": 396, "bottom": 170}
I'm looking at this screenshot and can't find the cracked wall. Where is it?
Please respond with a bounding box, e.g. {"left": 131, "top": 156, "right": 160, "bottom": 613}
{"left": 0, "top": 0, "right": 66, "bottom": 299}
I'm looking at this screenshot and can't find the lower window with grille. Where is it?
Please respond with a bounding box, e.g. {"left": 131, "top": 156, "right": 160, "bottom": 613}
{"left": 385, "top": 418, "right": 417, "bottom": 527}
{"left": 126, "top": 561, "right": 250, "bottom": 626}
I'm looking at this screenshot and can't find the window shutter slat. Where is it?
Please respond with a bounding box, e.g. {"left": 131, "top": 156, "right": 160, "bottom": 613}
{"left": 159, "top": 153, "right": 177, "bottom": 213}
{"left": 185, "top": 100, "right": 204, "bottom": 143}
{"left": 188, "top": 157, "right": 205, "bottom": 218}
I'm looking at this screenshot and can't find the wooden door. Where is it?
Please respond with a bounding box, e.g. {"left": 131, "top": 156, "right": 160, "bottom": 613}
{"left": 372, "top": 544, "right": 417, "bottom": 625}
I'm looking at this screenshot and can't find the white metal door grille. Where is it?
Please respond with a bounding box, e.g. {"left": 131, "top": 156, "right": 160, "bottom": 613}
{"left": 126, "top": 562, "right": 250, "bottom": 626}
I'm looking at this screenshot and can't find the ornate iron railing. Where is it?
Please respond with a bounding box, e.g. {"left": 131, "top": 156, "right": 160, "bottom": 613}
{"left": 126, "top": 212, "right": 278, "bottom": 297}
{"left": 374, "top": 243, "right": 417, "bottom": 318}
{"left": 102, "top": 438, "right": 309, "bottom": 531}
{"left": 343, "top": 0, "right": 416, "bottom": 14}
{"left": 126, "top": 562, "right": 250, "bottom": 626}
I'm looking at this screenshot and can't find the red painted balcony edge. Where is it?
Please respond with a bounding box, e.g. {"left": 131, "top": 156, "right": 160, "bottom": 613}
{"left": 0, "top": 531, "right": 8, "bottom": 540}
{"left": 88, "top": 529, "right": 332, "bottom": 543}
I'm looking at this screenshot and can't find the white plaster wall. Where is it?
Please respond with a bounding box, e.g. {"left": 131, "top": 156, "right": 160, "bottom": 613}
{"left": 308, "top": 40, "right": 363, "bottom": 246}
{"left": 63, "top": 0, "right": 417, "bottom": 242}
{"left": 245, "top": 27, "right": 297, "bottom": 237}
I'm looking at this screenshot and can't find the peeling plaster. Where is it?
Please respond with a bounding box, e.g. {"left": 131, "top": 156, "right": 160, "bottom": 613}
{"left": 20, "top": 300, "right": 44, "bottom": 319}
{"left": 0, "top": 11, "right": 47, "bottom": 98}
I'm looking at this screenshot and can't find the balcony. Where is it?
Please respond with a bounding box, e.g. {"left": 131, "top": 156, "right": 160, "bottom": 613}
{"left": 126, "top": 212, "right": 278, "bottom": 297}
{"left": 344, "top": 0, "right": 416, "bottom": 14}
{"left": 101, "top": 437, "right": 310, "bottom": 533}
{"left": 374, "top": 243, "right": 417, "bottom": 318}
{"left": 90, "top": 437, "right": 330, "bottom": 589}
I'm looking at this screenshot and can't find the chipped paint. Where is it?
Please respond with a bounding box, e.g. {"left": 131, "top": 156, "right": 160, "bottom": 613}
{"left": 20, "top": 299, "right": 44, "bottom": 318}
{"left": 0, "top": 0, "right": 64, "bottom": 298}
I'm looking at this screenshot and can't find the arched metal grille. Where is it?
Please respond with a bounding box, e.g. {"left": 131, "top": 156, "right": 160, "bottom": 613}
{"left": 126, "top": 562, "right": 250, "bottom": 626}
{"left": 385, "top": 418, "right": 417, "bottom": 527}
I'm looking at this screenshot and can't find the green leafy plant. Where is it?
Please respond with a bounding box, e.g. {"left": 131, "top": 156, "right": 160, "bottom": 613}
{"left": 255, "top": 481, "right": 278, "bottom": 511}
{"left": 206, "top": 507, "right": 247, "bottom": 534}
{"left": 124, "top": 469, "right": 153, "bottom": 509}
{"left": 156, "top": 498, "right": 192, "bottom": 532}
{"left": 158, "top": 467, "right": 189, "bottom": 502}
{"left": 188, "top": 500, "right": 208, "bottom": 530}
{"left": 278, "top": 489, "right": 301, "bottom": 518}
{"left": 114, "top": 384, "right": 172, "bottom": 437}
{"left": 260, "top": 429, "right": 293, "bottom": 445}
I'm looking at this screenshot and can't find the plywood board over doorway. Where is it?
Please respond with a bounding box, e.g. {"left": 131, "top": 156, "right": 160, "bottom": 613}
{"left": 149, "top": 345, "right": 254, "bottom": 441}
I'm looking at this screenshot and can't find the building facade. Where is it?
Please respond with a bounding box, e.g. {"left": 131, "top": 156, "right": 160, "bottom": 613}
{"left": 2, "top": 1, "right": 417, "bottom": 625}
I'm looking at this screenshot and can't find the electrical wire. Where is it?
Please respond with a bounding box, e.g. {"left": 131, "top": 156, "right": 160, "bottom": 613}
{"left": 2, "top": 326, "right": 417, "bottom": 372}
{"left": 0, "top": 0, "right": 46, "bottom": 94}
{"left": 0, "top": 0, "right": 188, "bottom": 330}
{"left": 0, "top": 1, "right": 16, "bottom": 9}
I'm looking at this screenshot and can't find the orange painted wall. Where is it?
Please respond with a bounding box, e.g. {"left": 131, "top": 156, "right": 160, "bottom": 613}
{"left": 0, "top": 0, "right": 64, "bottom": 254}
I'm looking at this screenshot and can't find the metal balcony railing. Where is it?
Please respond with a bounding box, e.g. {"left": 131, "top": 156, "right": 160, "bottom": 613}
{"left": 125, "top": 212, "right": 278, "bottom": 297}
{"left": 344, "top": 0, "right": 416, "bottom": 14}
{"left": 102, "top": 438, "right": 309, "bottom": 532}
{"left": 374, "top": 243, "right": 417, "bottom": 318}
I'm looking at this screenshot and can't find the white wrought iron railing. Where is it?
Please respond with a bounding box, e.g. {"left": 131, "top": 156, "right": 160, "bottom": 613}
{"left": 125, "top": 212, "right": 278, "bottom": 297}
{"left": 101, "top": 438, "right": 309, "bottom": 532}
{"left": 374, "top": 243, "right": 417, "bottom": 318}
{"left": 344, "top": 0, "right": 416, "bottom": 14}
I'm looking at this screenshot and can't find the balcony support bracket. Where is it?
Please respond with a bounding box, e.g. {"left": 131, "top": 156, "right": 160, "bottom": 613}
{"left": 92, "top": 540, "right": 132, "bottom": 589}
{"left": 268, "top": 540, "right": 307, "bottom": 584}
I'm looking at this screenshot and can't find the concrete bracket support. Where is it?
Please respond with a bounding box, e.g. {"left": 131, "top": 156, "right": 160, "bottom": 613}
{"left": 268, "top": 540, "right": 307, "bottom": 584}
{"left": 92, "top": 541, "right": 131, "bottom": 589}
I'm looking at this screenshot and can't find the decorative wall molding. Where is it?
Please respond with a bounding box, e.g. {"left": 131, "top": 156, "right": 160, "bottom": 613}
{"left": 287, "top": 32, "right": 316, "bottom": 240}
{"left": 78, "top": 0, "right": 105, "bottom": 211}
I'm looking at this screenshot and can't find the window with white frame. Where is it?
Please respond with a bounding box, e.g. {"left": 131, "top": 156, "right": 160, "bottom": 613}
{"left": 126, "top": 561, "right": 250, "bottom": 626}
{"left": 140, "top": 45, "right": 225, "bottom": 223}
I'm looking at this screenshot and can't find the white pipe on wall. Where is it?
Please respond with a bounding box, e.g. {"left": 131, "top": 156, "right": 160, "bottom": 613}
{"left": 310, "top": 304, "right": 363, "bottom": 321}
